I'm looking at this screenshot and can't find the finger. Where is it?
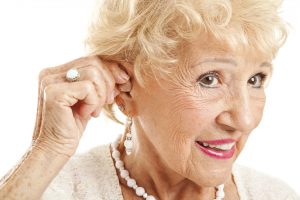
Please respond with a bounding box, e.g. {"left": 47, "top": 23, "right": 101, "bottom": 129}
{"left": 55, "top": 56, "right": 120, "bottom": 105}
{"left": 41, "top": 68, "right": 107, "bottom": 102}
{"left": 34, "top": 56, "right": 125, "bottom": 139}
{"left": 44, "top": 80, "right": 101, "bottom": 119}
{"left": 32, "top": 69, "right": 65, "bottom": 141}
{"left": 32, "top": 78, "right": 43, "bottom": 141}
{"left": 91, "top": 87, "right": 120, "bottom": 117}
{"left": 104, "top": 62, "right": 130, "bottom": 84}
{"left": 118, "top": 81, "right": 132, "bottom": 92}
{"left": 33, "top": 64, "right": 76, "bottom": 140}
{"left": 40, "top": 65, "right": 113, "bottom": 109}
{"left": 39, "top": 57, "right": 90, "bottom": 75}
{"left": 39, "top": 56, "right": 127, "bottom": 103}
{"left": 40, "top": 69, "right": 108, "bottom": 118}
{"left": 82, "top": 63, "right": 115, "bottom": 104}
{"left": 76, "top": 66, "right": 109, "bottom": 104}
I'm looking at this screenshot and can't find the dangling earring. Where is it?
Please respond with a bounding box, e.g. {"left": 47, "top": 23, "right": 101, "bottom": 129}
{"left": 124, "top": 117, "right": 133, "bottom": 155}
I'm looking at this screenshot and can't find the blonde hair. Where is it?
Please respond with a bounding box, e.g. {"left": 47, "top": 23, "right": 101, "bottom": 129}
{"left": 85, "top": 0, "right": 287, "bottom": 123}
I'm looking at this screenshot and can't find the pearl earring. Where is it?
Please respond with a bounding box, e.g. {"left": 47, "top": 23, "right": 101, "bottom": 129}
{"left": 124, "top": 117, "right": 133, "bottom": 155}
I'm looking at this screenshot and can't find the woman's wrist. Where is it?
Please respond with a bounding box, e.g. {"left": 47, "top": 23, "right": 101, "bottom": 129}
{"left": 32, "top": 136, "right": 78, "bottom": 158}
{"left": 0, "top": 144, "right": 70, "bottom": 200}
{"left": 30, "top": 142, "right": 71, "bottom": 166}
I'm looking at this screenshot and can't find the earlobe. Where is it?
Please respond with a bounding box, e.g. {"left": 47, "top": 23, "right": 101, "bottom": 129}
{"left": 115, "top": 61, "right": 137, "bottom": 116}
{"left": 115, "top": 89, "right": 137, "bottom": 117}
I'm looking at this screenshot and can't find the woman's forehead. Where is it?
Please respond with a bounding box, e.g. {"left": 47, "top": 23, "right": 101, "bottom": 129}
{"left": 183, "top": 36, "right": 273, "bottom": 66}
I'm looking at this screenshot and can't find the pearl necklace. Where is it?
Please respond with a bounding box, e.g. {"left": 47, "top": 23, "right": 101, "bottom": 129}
{"left": 111, "top": 137, "right": 225, "bottom": 200}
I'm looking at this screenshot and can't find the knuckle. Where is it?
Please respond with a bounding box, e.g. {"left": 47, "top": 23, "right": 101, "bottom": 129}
{"left": 88, "top": 55, "right": 102, "bottom": 66}
{"left": 101, "top": 67, "right": 116, "bottom": 89}
{"left": 40, "top": 76, "right": 52, "bottom": 89}
{"left": 86, "top": 66, "right": 101, "bottom": 80}
{"left": 82, "top": 80, "right": 95, "bottom": 92}
{"left": 39, "top": 68, "right": 50, "bottom": 81}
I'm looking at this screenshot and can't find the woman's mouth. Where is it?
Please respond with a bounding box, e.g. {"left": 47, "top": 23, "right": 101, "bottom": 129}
{"left": 196, "top": 139, "right": 236, "bottom": 159}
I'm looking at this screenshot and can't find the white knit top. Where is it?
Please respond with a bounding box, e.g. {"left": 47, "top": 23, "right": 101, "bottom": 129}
{"left": 41, "top": 144, "right": 299, "bottom": 200}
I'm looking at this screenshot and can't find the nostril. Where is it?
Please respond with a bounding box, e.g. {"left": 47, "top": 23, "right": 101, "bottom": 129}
{"left": 215, "top": 112, "right": 237, "bottom": 132}
{"left": 219, "top": 124, "right": 236, "bottom": 133}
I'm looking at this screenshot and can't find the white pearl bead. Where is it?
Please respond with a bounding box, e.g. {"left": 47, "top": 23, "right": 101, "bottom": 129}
{"left": 112, "top": 151, "right": 120, "bottom": 159}
{"left": 216, "top": 190, "right": 225, "bottom": 198}
{"left": 143, "top": 193, "right": 148, "bottom": 198}
{"left": 136, "top": 187, "right": 145, "bottom": 196}
{"left": 124, "top": 140, "right": 133, "bottom": 148}
{"left": 127, "top": 133, "right": 132, "bottom": 137}
{"left": 217, "top": 184, "right": 224, "bottom": 190}
{"left": 127, "top": 178, "right": 136, "bottom": 188}
{"left": 115, "top": 160, "right": 124, "bottom": 169}
{"left": 111, "top": 137, "right": 223, "bottom": 200}
{"left": 120, "top": 170, "right": 129, "bottom": 178}
{"left": 146, "top": 196, "right": 156, "bottom": 200}
{"left": 111, "top": 142, "right": 119, "bottom": 149}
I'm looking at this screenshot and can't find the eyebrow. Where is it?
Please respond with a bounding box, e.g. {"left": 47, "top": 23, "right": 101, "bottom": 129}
{"left": 260, "top": 61, "right": 273, "bottom": 68}
{"left": 191, "top": 57, "right": 272, "bottom": 68}
{"left": 191, "top": 58, "right": 237, "bottom": 68}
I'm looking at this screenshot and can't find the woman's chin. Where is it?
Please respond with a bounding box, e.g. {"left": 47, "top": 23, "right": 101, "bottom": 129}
{"left": 192, "top": 165, "right": 233, "bottom": 187}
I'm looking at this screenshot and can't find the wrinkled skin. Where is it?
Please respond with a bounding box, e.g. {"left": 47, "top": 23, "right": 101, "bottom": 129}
{"left": 118, "top": 36, "right": 272, "bottom": 199}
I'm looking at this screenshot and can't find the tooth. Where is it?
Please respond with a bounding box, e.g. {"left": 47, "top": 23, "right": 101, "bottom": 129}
{"left": 203, "top": 142, "right": 209, "bottom": 147}
{"left": 219, "top": 144, "right": 230, "bottom": 150}
{"left": 207, "top": 143, "right": 235, "bottom": 150}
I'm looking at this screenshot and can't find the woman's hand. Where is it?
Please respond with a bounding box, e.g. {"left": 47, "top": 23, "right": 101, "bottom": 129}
{"left": 32, "top": 56, "right": 131, "bottom": 157}
{"left": 0, "top": 56, "right": 132, "bottom": 200}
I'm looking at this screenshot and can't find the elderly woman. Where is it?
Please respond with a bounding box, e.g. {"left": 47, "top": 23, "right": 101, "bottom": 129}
{"left": 0, "top": 0, "right": 299, "bottom": 199}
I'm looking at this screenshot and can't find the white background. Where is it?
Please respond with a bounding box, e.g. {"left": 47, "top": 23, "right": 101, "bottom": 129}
{"left": 0, "top": 0, "right": 299, "bottom": 195}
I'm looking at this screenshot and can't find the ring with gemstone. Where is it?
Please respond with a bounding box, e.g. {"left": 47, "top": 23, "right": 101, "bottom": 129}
{"left": 66, "top": 68, "right": 80, "bottom": 82}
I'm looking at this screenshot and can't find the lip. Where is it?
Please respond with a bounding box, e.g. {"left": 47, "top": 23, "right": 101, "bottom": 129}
{"left": 195, "top": 139, "right": 236, "bottom": 159}
{"left": 199, "top": 138, "right": 236, "bottom": 145}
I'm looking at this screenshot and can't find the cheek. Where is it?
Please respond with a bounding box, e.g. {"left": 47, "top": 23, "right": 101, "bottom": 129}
{"left": 251, "top": 95, "right": 266, "bottom": 127}
{"left": 165, "top": 89, "right": 219, "bottom": 148}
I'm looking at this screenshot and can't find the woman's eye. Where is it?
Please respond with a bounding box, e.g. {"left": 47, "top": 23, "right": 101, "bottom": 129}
{"left": 248, "top": 73, "right": 266, "bottom": 88}
{"left": 198, "top": 72, "right": 220, "bottom": 88}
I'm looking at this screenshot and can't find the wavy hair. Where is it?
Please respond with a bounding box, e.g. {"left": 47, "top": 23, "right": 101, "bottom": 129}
{"left": 85, "top": 0, "right": 287, "bottom": 123}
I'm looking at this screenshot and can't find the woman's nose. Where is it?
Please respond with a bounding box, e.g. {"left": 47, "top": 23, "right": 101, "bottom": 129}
{"left": 216, "top": 89, "right": 256, "bottom": 133}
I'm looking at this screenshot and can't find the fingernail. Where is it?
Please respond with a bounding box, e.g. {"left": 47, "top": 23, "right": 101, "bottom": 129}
{"left": 119, "top": 71, "right": 129, "bottom": 81}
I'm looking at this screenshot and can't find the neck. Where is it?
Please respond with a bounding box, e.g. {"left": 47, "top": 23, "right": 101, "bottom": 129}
{"left": 119, "top": 120, "right": 228, "bottom": 200}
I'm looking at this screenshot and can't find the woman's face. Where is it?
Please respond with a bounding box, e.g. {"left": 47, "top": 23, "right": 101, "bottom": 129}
{"left": 131, "top": 36, "right": 272, "bottom": 186}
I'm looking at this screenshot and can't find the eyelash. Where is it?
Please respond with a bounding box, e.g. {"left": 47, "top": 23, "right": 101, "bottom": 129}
{"left": 197, "top": 71, "right": 221, "bottom": 88}
{"left": 250, "top": 72, "right": 267, "bottom": 88}
{"left": 197, "top": 71, "right": 268, "bottom": 88}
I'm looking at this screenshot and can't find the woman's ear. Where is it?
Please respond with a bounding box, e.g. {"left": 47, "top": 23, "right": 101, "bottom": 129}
{"left": 115, "top": 92, "right": 137, "bottom": 117}
{"left": 115, "top": 61, "right": 137, "bottom": 117}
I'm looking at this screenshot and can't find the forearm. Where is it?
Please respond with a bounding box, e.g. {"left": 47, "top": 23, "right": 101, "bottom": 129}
{"left": 0, "top": 145, "right": 69, "bottom": 200}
